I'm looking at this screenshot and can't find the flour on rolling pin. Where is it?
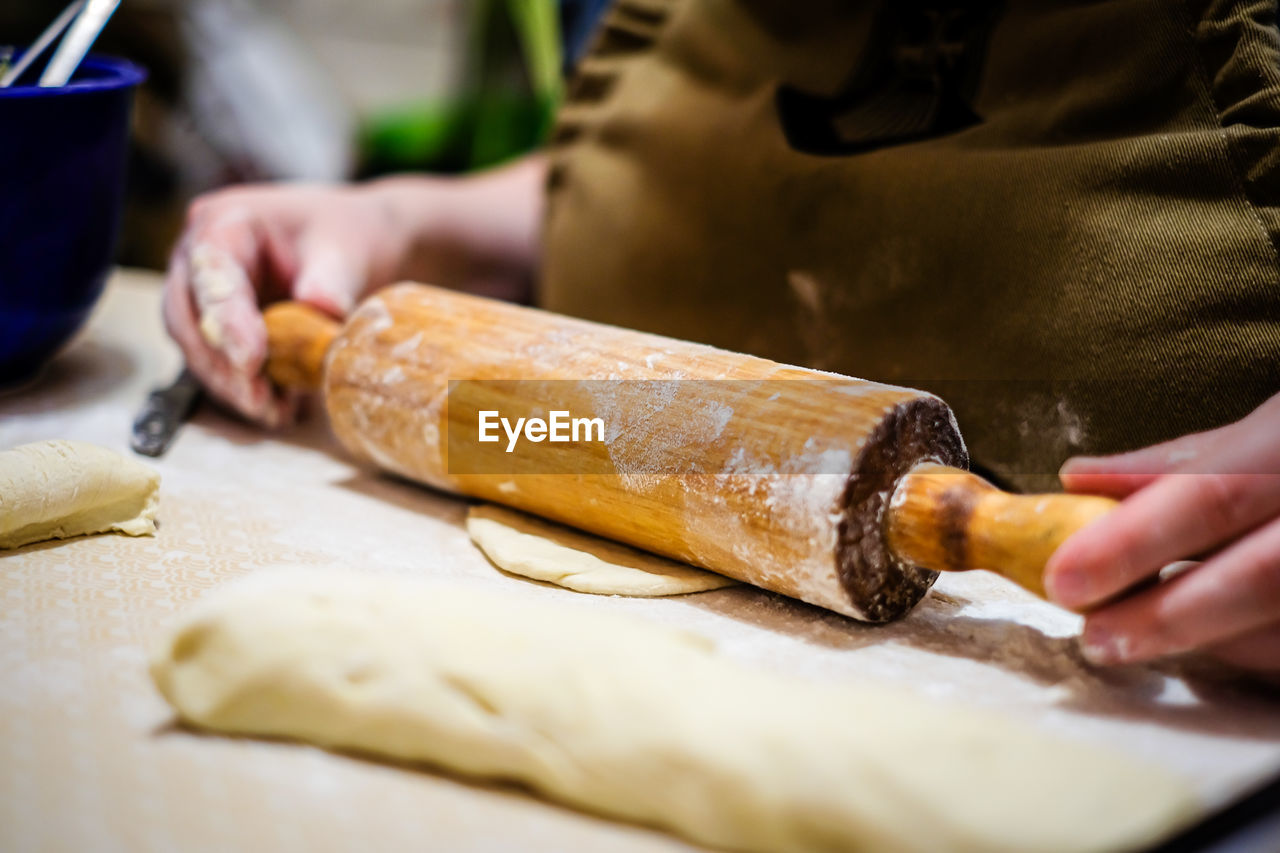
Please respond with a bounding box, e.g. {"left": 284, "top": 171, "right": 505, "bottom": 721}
{"left": 316, "top": 284, "right": 967, "bottom": 622}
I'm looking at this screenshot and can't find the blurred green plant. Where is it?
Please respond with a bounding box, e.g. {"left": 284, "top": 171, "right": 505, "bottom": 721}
{"left": 358, "top": 0, "right": 562, "bottom": 176}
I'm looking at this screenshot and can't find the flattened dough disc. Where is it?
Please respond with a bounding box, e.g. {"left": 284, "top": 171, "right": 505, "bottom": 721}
{"left": 466, "top": 503, "right": 737, "bottom": 596}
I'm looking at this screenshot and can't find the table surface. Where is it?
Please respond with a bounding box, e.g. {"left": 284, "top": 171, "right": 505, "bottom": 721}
{"left": 3, "top": 269, "right": 1280, "bottom": 852}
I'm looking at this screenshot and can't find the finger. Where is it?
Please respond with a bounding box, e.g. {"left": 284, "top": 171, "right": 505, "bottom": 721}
{"left": 185, "top": 212, "right": 270, "bottom": 371}
{"left": 163, "top": 248, "right": 286, "bottom": 426}
{"left": 1078, "top": 515, "right": 1280, "bottom": 665}
{"left": 291, "top": 234, "right": 366, "bottom": 318}
{"left": 1058, "top": 468, "right": 1161, "bottom": 500}
{"left": 162, "top": 243, "right": 235, "bottom": 392}
{"left": 1209, "top": 622, "right": 1280, "bottom": 672}
{"left": 1060, "top": 428, "right": 1228, "bottom": 498}
{"left": 1045, "top": 470, "right": 1280, "bottom": 609}
{"left": 162, "top": 253, "right": 243, "bottom": 406}
{"left": 1062, "top": 398, "right": 1280, "bottom": 494}
{"left": 161, "top": 239, "right": 202, "bottom": 359}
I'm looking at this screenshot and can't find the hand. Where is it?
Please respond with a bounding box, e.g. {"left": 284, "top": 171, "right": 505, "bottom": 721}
{"left": 163, "top": 184, "right": 394, "bottom": 425}
{"left": 162, "top": 157, "right": 546, "bottom": 425}
{"left": 1045, "top": 392, "right": 1280, "bottom": 672}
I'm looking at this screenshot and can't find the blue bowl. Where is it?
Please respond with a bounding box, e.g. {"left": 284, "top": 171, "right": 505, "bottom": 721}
{"left": 0, "top": 54, "right": 146, "bottom": 387}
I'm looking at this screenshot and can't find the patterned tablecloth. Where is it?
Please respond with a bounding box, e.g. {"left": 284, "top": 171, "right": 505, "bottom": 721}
{"left": 3, "top": 269, "right": 1279, "bottom": 852}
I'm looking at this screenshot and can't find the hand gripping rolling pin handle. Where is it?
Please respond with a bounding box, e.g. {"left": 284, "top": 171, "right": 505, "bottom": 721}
{"left": 885, "top": 464, "right": 1117, "bottom": 598}
{"left": 261, "top": 300, "right": 1118, "bottom": 602}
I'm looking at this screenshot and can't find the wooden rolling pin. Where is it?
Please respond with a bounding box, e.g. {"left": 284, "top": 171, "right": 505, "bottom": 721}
{"left": 263, "top": 285, "right": 1116, "bottom": 623}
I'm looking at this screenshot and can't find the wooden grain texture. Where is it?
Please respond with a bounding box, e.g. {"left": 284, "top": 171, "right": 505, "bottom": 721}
{"left": 263, "top": 302, "right": 340, "bottom": 392}
{"left": 265, "top": 286, "right": 1118, "bottom": 619}
{"left": 317, "top": 284, "right": 966, "bottom": 621}
{"left": 886, "top": 464, "right": 1118, "bottom": 599}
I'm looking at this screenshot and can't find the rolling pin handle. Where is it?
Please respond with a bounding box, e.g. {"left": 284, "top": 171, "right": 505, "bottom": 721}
{"left": 262, "top": 301, "right": 342, "bottom": 393}
{"left": 885, "top": 464, "right": 1118, "bottom": 599}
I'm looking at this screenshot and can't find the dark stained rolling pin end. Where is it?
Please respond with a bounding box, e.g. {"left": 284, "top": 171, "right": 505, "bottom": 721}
{"left": 263, "top": 302, "right": 341, "bottom": 393}
{"left": 831, "top": 398, "right": 969, "bottom": 623}
{"left": 884, "top": 463, "right": 1118, "bottom": 599}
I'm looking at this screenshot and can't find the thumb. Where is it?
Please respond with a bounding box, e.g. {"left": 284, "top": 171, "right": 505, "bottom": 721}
{"left": 290, "top": 240, "right": 368, "bottom": 319}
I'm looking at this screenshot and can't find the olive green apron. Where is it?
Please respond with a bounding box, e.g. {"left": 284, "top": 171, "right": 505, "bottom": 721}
{"left": 540, "top": 0, "right": 1280, "bottom": 491}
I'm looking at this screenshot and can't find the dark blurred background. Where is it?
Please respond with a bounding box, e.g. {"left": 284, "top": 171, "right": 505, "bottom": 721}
{"left": 1, "top": 0, "right": 608, "bottom": 270}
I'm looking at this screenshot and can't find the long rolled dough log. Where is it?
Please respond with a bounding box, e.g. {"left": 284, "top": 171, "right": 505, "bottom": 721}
{"left": 0, "top": 440, "right": 160, "bottom": 549}
{"left": 466, "top": 504, "right": 737, "bottom": 596}
{"left": 151, "top": 572, "right": 1196, "bottom": 853}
